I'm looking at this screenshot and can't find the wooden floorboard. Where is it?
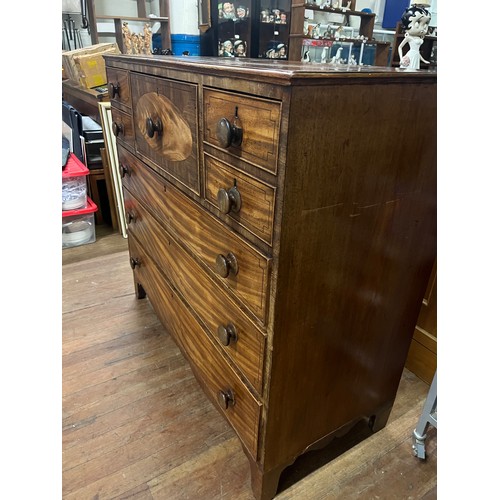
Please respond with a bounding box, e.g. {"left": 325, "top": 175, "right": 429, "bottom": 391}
{"left": 62, "top": 227, "right": 437, "bottom": 499}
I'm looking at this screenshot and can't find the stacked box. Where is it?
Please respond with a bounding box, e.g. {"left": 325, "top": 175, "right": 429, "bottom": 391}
{"left": 62, "top": 197, "right": 98, "bottom": 248}
{"left": 62, "top": 43, "right": 120, "bottom": 87}
{"left": 63, "top": 153, "right": 89, "bottom": 211}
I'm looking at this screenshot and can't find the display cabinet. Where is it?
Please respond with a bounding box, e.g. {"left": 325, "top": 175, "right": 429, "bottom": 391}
{"left": 288, "top": 0, "right": 390, "bottom": 65}
{"left": 200, "top": 0, "right": 291, "bottom": 58}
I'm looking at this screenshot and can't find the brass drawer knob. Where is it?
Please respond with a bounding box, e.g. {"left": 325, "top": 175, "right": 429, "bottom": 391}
{"left": 146, "top": 116, "right": 163, "bottom": 138}
{"left": 110, "top": 82, "right": 120, "bottom": 98}
{"left": 119, "top": 163, "right": 130, "bottom": 178}
{"left": 129, "top": 257, "right": 141, "bottom": 269}
{"left": 215, "top": 252, "right": 239, "bottom": 278}
{"left": 218, "top": 389, "right": 235, "bottom": 409}
{"left": 216, "top": 107, "right": 243, "bottom": 148}
{"left": 112, "top": 121, "right": 123, "bottom": 137}
{"left": 217, "top": 323, "right": 238, "bottom": 346}
{"left": 217, "top": 186, "right": 241, "bottom": 214}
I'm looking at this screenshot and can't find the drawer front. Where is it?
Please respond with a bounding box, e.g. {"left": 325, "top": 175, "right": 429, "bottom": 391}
{"left": 106, "top": 67, "right": 131, "bottom": 109}
{"left": 124, "top": 194, "right": 266, "bottom": 394}
{"left": 131, "top": 73, "right": 200, "bottom": 194}
{"left": 128, "top": 235, "right": 261, "bottom": 459}
{"left": 110, "top": 108, "right": 134, "bottom": 149}
{"left": 204, "top": 89, "right": 281, "bottom": 175}
{"left": 119, "top": 146, "right": 271, "bottom": 324}
{"left": 205, "top": 154, "right": 276, "bottom": 246}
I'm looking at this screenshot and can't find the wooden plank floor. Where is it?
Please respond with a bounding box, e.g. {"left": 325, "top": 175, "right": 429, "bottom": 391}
{"left": 62, "top": 226, "right": 437, "bottom": 499}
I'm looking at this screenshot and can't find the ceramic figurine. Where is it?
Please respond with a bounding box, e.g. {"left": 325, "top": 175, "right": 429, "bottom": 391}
{"left": 219, "top": 2, "right": 237, "bottom": 19}
{"left": 143, "top": 23, "right": 152, "bottom": 54}
{"left": 302, "top": 49, "right": 311, "bottom": 62}
{"left": 349, "top": 54, "right": 357, "bottom": 65}
{"left": 398, "top": 4, "right": 431, "bottom": 69}
{"left": 321, "top": 46, "right": 329, "bottom": 63}
{"left": 234, "top": 39, "right": 247, "bottom": 56}
{"left": 276, "top": 43, "right": 287, "bottom": 58}
{"left": 222, "top": 39, "right": 235, "bottom": 56}
{"left": 330, "top": 46, "right": 343, "bottom": 64}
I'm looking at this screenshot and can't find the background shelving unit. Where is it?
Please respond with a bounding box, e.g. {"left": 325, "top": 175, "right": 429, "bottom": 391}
{"left": 288, "top": 0, "right": 390, "bottom": 65}
{"left": 86, "top": 0, "right": 172, "bottom": 54}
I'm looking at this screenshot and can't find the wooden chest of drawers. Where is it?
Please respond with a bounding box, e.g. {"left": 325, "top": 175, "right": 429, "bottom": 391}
{"left": 104, "top": 55, "right": 436, "bottom": 499}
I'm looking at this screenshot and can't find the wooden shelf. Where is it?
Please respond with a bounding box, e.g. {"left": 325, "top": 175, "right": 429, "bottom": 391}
{"left": 87, "top": 0, "right": 171, "bottom": 53}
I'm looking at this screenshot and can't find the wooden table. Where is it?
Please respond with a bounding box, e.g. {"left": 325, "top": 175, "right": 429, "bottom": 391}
{"left": 62, "top": 79, "right": 109, "bottom": 125}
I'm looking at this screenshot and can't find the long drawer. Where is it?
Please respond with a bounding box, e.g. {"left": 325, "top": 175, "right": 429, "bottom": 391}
{"left": 128, "top": 235, "right": 262, "bottom": 459}
{"left": 119, "top": 145, "right": 271, "bottom": 325}
{"left": 124, "top": 193, "right": 266, "bottom": 394}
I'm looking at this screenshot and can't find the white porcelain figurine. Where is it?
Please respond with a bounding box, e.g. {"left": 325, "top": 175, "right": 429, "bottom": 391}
{"left": 398, "top": 4, "right": 431, "bottom": 69}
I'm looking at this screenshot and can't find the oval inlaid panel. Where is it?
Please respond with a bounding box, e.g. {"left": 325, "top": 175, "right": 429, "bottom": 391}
{"left": 136, "top": 92, "right": 192, "bottom": 161}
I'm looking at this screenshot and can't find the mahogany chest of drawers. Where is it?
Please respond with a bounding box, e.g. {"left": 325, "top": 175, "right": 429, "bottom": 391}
{"left": 104, "top": 55, "right": 436, "bottom": 499}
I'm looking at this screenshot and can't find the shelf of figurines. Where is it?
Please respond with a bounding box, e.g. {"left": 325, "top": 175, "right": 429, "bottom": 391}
{"left": 304, "top": 2, "right": 375, "bottom": 19}
{"left": 301, "top": 38, "right": 388, "bottom": 66}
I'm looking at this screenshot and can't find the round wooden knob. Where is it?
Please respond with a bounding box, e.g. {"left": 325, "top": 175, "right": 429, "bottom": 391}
{"left": 110, "top": 82, "right": 120, "bottom": 98}
{"left": 217, "top": 324, "right": 238, "bottom": 346}
{"left": 112, "top": 121, "right": 123, "bottom": 137}
{"left": 129, "top": 257, "right": 140, "bottom": 269}
{"left": 215, "top": 253, "right": 239, "bottom": 278}
{"left": 146, "top": 116, "right": 163, "bottom": 138}
{"left": 216, "top": 117, "right": 243, "bottom": 148}
{"left": 218, "top": 389, "right": 235, "bottom": 409}
{"left": 127, "top": 211, "right": 135, "bottom": 224}
{"left": 119, "top": 163, "right": 130, "bottom": 178}
{"left": 217, "top": 186, "right": 241, "bottom": 214}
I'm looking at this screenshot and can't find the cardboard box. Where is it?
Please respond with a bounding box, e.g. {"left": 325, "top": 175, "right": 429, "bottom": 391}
{"left": 62, "top": 43, "right": 120, "bottom": 86}
{"left": 75, "top": 47, "right": 119, "bottom": 89}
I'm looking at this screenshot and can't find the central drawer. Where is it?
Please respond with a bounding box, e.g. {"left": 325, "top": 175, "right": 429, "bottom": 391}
{"left": 128, "top": 235, "right": 262, "bottom": 460}
{"left": 124, "top": 193, "right": 266, "bottom": 394}
{"left": 119, "top": 145, "right": 271, "bottom": 325}
{"left": 130, "top": 72, "right": 200, "bottom": 194}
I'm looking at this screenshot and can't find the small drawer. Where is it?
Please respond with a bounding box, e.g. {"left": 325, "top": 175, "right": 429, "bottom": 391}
{"left": 205, "top": 154, "right": 276, "bottom": 246}
{"left": 106, "top": 67, "right": 131, "bottom": 110}
{"left": 204, "top": 88, "right": 281, "bottom": 175}
{"left": 125, "top": 195, "right": 266, "bottom": 394}
{"left": 128, "top": 235, "right": 262, "bottom": 459}
{"left": 110, "top": 108, "right": 134, "bottom": 149}
{"left": 119, "top": 146, "right": 271, "bottom": 325}
{"left": 131, "top": 73, "right": 200, "bottom": 194}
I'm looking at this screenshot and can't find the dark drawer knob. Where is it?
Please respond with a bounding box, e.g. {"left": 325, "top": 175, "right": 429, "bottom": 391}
{"left": 216, "top": 111, "right": 243, "bottom": 148}
{"left": 119, "top": 163, "right": 130, "bottom": 178}
{"left": 217, "top": 323, "right": 238, "bottom": 346}
{"left": 130, "top": 257, "right": 140, "bottom": 269}
{"left": 215, "top": 252, "right": 239, "bottom": 278}
{"left": 112, "top": 121, "right": 123, "bottom": 137}
{"left": 146, "top": 116, "right": 163, "bottom": 138}
{"left": 110, "top": 82, "right": 120, "bottom": 98}
{"left": 218, "top": 389, "right": 235, "bottom": 409}
{"left": 126, "top": 211, "right": 135, "bottom": 224}
{"left": 218, "top": 186, "right": 241, "bottom": 214}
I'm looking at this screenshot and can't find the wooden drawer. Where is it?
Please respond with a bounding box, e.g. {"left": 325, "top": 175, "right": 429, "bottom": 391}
{"left": 205, "top": 154, "right": 276, "bottom": 246}
{"left": 203, "top": 89, "right": 281, "bottom": 175}
{"left": 128, "top": 235, "right": 262, "bottom": 459}
{"left": 119, "top": 146, "right": 271, "bottom": 325}
{"left": 110, "top": 107, "right": 134, "bottom": 149}
{"left": 124, "top": 194, "right": 266, "bottom": 394}
{"left": 130, "top": 72, "right": 200, "bottom": 194}
{"left": 106, "top": 67, "right": 131, "bottom": 110}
